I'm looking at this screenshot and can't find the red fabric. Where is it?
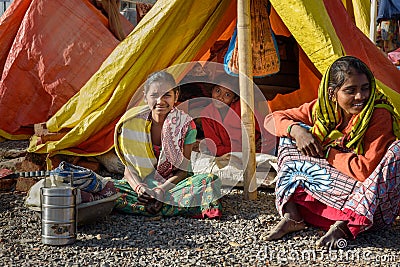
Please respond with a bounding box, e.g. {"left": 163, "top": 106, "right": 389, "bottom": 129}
{"left": 323, "top": 0, "right": 400, "bottom": 93}
{"left": 191, "top": 208, "right": 222, "bottom": 219}
{"left": 292, "top": 188, "right": 370, "bottom": 238}
{"left": 267, "top": 100, "right": 397, "bottom": 181}
{"left": 201, "top": 101, "right": 262, "bottom": 156}
{"left": 0, "top": 0, "right": 134, "bottom": 138}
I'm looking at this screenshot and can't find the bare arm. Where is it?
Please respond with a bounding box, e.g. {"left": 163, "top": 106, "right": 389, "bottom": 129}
{"left": 124, "top": 166, "right": 144, "bottom": 193}
{"left": 157, "top": 142, "right": 193, "bottom": 192}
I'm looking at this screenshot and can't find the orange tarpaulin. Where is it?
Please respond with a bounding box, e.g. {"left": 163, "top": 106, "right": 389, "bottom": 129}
{"left": 324, "top": 0, "right": 400, "bottom": 92}
{"left": 29, "top": 0, "right": 237, "bottom": 156}
{"left": 0, "top": 0, "right": 134, "bottom": 139}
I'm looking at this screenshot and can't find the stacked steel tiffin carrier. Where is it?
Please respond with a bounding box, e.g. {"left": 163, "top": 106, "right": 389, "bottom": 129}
{"left": 40, "top": 170, "right": 77, "bottom": 246}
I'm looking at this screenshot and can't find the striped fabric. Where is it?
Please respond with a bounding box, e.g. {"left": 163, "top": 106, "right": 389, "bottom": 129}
{"left": 51, "top": 161, "right": 105, "bottom": 193}
{"left": 114, "top": 105, "right": 192, "bottom": 181}
{"left": 275, "top": 138, "right": 400, "bottom": 231}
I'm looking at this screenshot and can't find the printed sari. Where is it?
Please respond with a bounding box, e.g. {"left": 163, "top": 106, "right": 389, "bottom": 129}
{"left": 275, "top": 137, "right": 400, "bottom": 238}
{"left": 272, "top": 56, "right": 400, "bottom": 238}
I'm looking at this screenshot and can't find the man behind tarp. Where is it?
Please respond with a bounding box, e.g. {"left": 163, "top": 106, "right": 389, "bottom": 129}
{"left": 376, "top": 0, "right": 400, "bottom": 52}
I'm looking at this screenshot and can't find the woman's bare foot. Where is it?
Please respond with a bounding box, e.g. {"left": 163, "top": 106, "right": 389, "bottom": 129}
{"left": 316, "top": 220, "right": 351, "bottom": 248}
{"left": 265, "top": 215, "right": 306, "bottom": 241}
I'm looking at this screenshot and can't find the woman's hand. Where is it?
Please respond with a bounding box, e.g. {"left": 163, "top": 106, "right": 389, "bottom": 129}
{"left": 137, "top": 186, "right": 164, "bottom": 215}
{"left": 290, "top": 124, "right": 324, "bottom": 158}
{"left": 136, "top": 186, "right": 154, "bottom": 204}
{"left": 147, "top": 187, "right": 165, "bottom": 214}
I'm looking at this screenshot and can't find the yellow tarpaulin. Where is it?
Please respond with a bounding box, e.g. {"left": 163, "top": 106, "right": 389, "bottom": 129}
{"left": 28, "top": 0, "right": 400, "bottom": 156}
{"left": 28, "top": 0, "right": 236, "bottom": 155}
{"left": 270, "top": 0, "right": 400, "bottom": 116}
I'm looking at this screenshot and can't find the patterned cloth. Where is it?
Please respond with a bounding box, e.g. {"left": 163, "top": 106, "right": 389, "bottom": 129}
{"left": 51, "top": 161, "right": 105, "bottom": 193}
{"left": 115, "top": 106, "right": 192, "bottom": 181}
{"left": 376, "top": 19, "right": 400, "bottom": 53}
{"left": 224, "top": 0, "right": 280, "bottom": 77}
{"left": 113, "top": 105, "right": 222, "bottom": 218}
{"left": 113, "top": 173, "right": 222, "bottom": 218}
{"left": 275, "top": 138, "right": 400, "bottom": 234}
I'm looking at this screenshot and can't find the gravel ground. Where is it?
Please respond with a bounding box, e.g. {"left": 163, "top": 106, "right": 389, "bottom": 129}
{"left": 1, "top": 189, "right": 400, "bottom": 267}
{"left": 1, "top": 140, "right": 400, "bottom": 266}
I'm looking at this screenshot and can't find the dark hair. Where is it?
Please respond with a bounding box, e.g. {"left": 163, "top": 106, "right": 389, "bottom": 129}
{"left": 213, "top": 73, "right": 239, "bottom": 96}
{"left": 144, "top": 71, "right": 179, "bottom": 95}
{"left": 328, "top": 56, "right": 374, "bottom": 91}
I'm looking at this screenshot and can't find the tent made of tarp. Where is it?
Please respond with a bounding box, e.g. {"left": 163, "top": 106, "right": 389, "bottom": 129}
{"left": 27, "top": 0, "right": 400, "bottom": 158}
{"left": 0, "top": 0, "right": 134, "bottom": 140}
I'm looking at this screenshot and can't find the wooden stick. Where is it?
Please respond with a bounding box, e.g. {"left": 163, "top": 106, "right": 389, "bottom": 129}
{"left": 369, "top": 0, "right": 378, "bottom": 43}
{"left": 237, "top": 0, "right": 257, "bottom": 200}
{"left": 120, "top": 0, "right": 156, "bottom": 5}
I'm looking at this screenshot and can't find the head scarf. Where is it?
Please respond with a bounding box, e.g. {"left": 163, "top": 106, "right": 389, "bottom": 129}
{"left": 311, "top": 56, "right": 400, "bottom": 155}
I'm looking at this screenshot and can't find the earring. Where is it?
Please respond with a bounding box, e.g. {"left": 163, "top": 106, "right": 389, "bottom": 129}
{"left": 328, "top": 89, "right": 335, "bottom": 101}
{"left": 328, "top": 90, "right": 335, "bottom": 101}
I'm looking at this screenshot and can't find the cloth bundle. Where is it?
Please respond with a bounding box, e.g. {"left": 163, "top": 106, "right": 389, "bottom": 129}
{"left": 25, "top": 162, "right": 117, "bottom": 209}
{"left": 51, "top": 161, "right": 105, "bottom": 193}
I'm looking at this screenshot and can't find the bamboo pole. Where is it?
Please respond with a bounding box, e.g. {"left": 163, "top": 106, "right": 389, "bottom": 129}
{"left": 369, "top": 0, "right": 377, "bottom": 43}
{"left": 237, "top": 0, "right": 257, "bottom": 200}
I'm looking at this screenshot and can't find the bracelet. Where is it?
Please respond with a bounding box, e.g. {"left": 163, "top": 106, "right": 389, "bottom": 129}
{"left": 134, "top": 183, "right": 146, "bottom": 194}
{"left": 287, "top": 123, "right": 299, "bottom": 138}
{"left": 325, "top": 147, "right": 331, "bottom": 159}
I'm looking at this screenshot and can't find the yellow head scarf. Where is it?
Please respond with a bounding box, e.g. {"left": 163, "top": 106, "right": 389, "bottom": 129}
{"left": 311, "top": 56, "right": 400, "bottom": 155}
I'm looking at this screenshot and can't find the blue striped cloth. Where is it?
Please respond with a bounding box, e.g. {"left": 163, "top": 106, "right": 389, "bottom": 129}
{"left": 50, "top": 161, "right": 104, "bottom": 193}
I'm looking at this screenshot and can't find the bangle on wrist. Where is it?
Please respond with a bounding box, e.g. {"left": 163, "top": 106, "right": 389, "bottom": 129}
{"left": 287, "top": 123, "right": 299, "bottom": 138}
{"left": 325, "top": 147, "right": 332, "bottom": 159}
{"left": 134, "top": 183, "right": 146, "bottom": 194}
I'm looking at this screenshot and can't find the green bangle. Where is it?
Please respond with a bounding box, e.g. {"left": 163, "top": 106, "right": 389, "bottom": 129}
{"left": 325, "top": 147, "right": 331, "bottom": 159}
{"left": 287, "top": 123, "right": 299, "bottom": 138}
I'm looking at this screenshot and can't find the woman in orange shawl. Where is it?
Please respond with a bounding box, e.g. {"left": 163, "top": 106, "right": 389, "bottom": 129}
{"left": 265, "top": 56, "right": 400, "bottom": 248}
